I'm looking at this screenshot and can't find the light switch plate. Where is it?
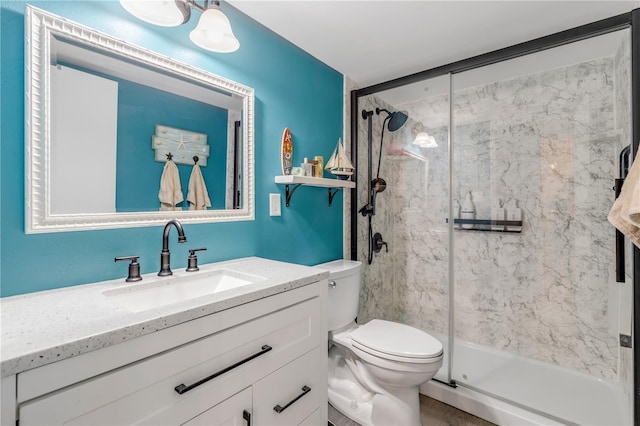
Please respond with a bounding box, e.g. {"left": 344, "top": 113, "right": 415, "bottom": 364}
{"left": 269, "top": 193, "right": 281, "bottom": 216}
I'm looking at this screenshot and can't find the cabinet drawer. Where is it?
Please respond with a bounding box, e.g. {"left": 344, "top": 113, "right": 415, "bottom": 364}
{"left": 299, "top": 408, "right": 321, "bottom": 426}
{"left": 253, "top": 348, "right": 323, "bottom": 426}
{"left": 181, "top": 387, "right": 251, "bottom": 426}
{"left": 19, "top": 296, "right": 320, "bottom": 425}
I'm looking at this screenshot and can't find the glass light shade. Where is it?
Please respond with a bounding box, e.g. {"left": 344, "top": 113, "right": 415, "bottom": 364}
{"left": 189, "top": 7, "right": 240, "bottom": 53}
{"left": 413, "top": 132, "right": 438, "bottom": 148}
{"left": 120, "top": 0, "right": 188, "bottom": 27}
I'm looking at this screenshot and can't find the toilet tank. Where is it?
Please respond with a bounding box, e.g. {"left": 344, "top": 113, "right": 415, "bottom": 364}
{"left": 315, "top": 260, "right": 362, "bottom": 331}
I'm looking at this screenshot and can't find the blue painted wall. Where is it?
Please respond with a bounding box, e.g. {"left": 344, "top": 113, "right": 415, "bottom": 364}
{"left": 115, "top": 79, "right": 228, "bottom": 211}
{"left": 0, "top": 1, "right": 344, "bottom": 297}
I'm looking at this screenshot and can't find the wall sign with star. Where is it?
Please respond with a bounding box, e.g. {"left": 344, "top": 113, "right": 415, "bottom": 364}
{"left": 152, "top": 125, "right": 210, "bottom": 167}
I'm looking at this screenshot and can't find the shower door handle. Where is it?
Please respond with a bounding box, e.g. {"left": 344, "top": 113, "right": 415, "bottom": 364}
{"left": 614, "top": 178, "right": 625, "bottom": 283}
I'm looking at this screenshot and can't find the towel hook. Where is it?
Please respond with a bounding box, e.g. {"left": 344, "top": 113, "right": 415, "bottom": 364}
{"left": 193, "top": 155, "right": 199, "bottom": 164}
{"left": 166, "top": 152, "right": 174, "bottom": 161}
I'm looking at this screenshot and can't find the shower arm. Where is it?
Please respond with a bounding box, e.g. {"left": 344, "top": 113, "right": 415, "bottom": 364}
{"left": 376, "top": 116, "right": 390, "bottom": 179}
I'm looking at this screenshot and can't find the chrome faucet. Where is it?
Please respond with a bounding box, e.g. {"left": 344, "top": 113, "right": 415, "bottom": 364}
{"left": 158, "top": 219, "right": 187, "bottom": 276}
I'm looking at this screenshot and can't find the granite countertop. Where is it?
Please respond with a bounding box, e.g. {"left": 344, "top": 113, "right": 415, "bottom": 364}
{"left": 0, "top": 257, "right": 329, "bottom": 378}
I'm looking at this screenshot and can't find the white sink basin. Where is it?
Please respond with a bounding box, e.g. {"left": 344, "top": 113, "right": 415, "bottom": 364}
{"left": 103, "top": 269, "right": 266, "bottom": 313}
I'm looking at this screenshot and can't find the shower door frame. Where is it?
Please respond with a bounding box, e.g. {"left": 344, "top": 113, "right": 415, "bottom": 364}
{"left": 350, "top": 8, "right": 640, "bottom": 424}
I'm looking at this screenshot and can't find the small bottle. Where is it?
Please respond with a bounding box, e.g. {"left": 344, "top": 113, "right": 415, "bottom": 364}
{"left": 314, "top": 156, "right": 324, "bottom": 178}
{"left": 302, "top": 158, "right": 313, "bottom": 176}
{"left": 491, "top": 199, "right": 505, "bottom": 231}
{"left": 506, "top": 199, "right": 522, "bottom": 232}
{"left": 308, "top": 160, "right": 319, "bottom": 177}
{"left": 453, "top": 199, "right": 460, "bottom": 229}
{"left": 461, "top": 192, "right": 475, "bottom": 229}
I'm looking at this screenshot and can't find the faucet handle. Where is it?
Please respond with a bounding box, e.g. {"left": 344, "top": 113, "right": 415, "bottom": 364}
{"left": 115, "top": 256, "right": 142, "bottom": 282}
{"left": 186, "top": 248, "right": 207, "bottom": 272}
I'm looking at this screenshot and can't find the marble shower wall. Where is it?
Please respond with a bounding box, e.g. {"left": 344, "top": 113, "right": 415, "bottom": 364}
{"left": 356, "top": 96, "right": 403, "bottom": 324}
{"left": 358, "top": 49, "right": 629, "bottom": 380}
{"left": 448, "top": 58, "right": 619, "bottom": 380}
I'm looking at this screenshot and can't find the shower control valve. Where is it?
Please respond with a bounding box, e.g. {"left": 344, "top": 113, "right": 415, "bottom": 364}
{"left": 373, "top": 233, "right": 388, "bottom": 253}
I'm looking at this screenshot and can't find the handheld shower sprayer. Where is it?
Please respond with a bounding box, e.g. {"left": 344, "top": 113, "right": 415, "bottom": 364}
{"left": 359, "top": 109, "right": 375, "bottom": 218}
{"left": 359, "top": 106, "right": 409, "bottom": 264}
{"left": 370, "top": 107, "right": 408, "bottom": 213}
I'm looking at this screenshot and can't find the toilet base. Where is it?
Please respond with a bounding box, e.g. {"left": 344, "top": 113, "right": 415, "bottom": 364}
{"left": 328, "top": 344, "right": 375, "bottom": 425}
{"left": 329, "top": 383, "right": 422, "bottom": 426}
{"left": 329, "top": 387, "right": 374, "bottom": 426}
{"left": 329, "top": 344, "right": 424, "bottom": 426}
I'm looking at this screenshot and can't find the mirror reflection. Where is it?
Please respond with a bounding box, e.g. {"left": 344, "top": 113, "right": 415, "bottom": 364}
{"left": 25, "top": 6, "right": 255, "bottom": 233}
{"left": 49, "top": 35, "right": 243, "bottom": 214}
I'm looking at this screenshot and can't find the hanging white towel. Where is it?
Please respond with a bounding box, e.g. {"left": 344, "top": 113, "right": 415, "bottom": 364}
{"left": 187, "top": 163, "right": 211, "bottom": 210}
{"left": 158, "top": 159, "right": 183, "bottom": 211}
{"left": 609, "top": 149, "right": 640, "bottom": 249}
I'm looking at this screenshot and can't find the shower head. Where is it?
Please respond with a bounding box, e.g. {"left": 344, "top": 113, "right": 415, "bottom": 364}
{"left": 388, "top": 111, "right": 408, "bottom": 131}
{"left": 376, "top": 107, "right": 409, "bottom": 132}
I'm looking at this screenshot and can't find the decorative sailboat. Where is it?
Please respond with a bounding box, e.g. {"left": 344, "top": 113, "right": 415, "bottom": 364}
{"left": 325, "top": 138, "right": 354, "bottom": 180}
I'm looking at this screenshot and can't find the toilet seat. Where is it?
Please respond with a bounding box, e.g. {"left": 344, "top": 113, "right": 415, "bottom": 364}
{"left": 350, "top": 319, "right": 443, "bottom": 363}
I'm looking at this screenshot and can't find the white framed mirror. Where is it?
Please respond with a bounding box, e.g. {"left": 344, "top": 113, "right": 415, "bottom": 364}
{"left": 25, "top": 5, "right": 254, "bottom": 233}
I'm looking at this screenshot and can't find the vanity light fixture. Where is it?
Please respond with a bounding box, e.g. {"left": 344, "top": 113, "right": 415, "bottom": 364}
{"left": 120, "top": 0, "right": 240, "bottom": 53}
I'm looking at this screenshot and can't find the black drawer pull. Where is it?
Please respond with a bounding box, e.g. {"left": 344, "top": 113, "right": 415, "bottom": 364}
{"left": 175, "top": 345, "right": 272, "bottom": 395}
{"left": 243, "top": 410, "right": 251, "bottom": 426}
{"left": 273, "top": 385, "right": 311, "bottom": 413}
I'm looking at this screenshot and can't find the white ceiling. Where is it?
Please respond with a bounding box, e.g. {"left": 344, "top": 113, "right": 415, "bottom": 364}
{"left": 228, "top": 1, "right": 639, "bottom": 88}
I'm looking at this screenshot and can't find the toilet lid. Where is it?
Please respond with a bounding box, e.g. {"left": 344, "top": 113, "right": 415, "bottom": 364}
{"left": 350, "top": 319, "right": 443, "bottom": 359}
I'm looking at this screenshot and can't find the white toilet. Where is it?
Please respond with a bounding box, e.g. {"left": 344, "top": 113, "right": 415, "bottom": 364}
{"left": 316, "top": 259, "right": 443, "bottom": 426}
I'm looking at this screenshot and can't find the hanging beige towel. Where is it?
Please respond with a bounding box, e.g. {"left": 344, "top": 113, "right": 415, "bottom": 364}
{"left": 609, "top": 149, "right": 640, "bottom": 248}
{"left": 187, "top": 163, "right": 211, "bottom": 210}
{"left": 158, "top": 159, "right": 183, "bottom": 211}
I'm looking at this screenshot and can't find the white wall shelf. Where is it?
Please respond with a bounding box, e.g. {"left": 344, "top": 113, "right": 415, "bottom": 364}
{"left": 274, "top": 176, "right": 355, "bottom": 207}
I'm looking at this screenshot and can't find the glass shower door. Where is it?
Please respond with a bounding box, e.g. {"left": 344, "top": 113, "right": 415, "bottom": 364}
{"left": 356, "top": 75, "right": 452, "bottom": 382}
{"left": 450, "top": 29, "right": 632, "bottom": 425}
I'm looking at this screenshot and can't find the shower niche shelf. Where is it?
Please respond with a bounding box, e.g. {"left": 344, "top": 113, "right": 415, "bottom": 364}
{"left": 275, "top": 175, "right": 355, "bottom": 207}
{"left": 445, "top": 218, "right": 523, "bottom": 233}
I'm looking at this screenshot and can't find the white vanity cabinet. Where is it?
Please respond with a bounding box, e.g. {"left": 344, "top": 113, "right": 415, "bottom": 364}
{"left": 252, "top": 346, "right": 323, "bottom": 425}
{"left": 183, "top": 387, "right": 252, "bottom": 425}
{"left": 187, "top": 348, "right": 324, "bottom": 426}
{"left": 11, "top": 280, "right": 327, "bottom": 426}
